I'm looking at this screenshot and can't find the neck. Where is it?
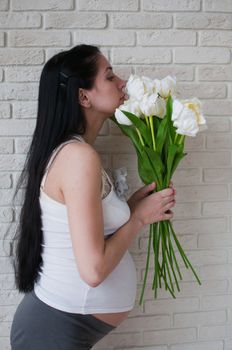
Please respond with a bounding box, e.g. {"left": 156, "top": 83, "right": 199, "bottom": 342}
{"left": 81, "top": 110, "right": 107, "bottom": 146}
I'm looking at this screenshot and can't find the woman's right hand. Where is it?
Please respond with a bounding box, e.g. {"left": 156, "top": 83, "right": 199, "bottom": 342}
{"left": 130, "top": 182, "right": 176, "bottom": 228}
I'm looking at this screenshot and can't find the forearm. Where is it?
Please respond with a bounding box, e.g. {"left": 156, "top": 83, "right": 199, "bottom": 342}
{"left": 97, "top": 215, "right": 143, "bottom": 283}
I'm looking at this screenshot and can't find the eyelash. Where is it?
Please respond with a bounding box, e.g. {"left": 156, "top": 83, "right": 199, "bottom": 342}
{"left": 107, "top": 75, "right": 115, "bottom": 81}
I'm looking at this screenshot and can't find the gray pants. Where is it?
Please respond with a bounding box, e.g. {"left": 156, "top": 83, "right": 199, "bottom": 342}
{"left": 10, "top": 291, "right": 116, "bottom": 350}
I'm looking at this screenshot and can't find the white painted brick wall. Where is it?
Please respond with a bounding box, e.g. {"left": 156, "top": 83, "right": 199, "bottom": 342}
{"left": 0, "top": 1, "right": 232, "bottom": 350}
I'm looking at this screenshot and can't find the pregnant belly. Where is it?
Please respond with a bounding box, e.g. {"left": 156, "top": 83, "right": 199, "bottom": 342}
{"left": 92, "top": 310, "right": 131, "bottom": 327}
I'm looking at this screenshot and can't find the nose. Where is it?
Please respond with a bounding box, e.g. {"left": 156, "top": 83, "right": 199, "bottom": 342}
{"left": 118, "top": 77, "right": 127, "bottom": 91}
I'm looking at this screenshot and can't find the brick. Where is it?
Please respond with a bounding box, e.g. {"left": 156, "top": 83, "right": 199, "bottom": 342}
{"left": 203, "top": 100, "right": 232, "bottom": 116}
{"left": 0, "top": 305, "right": 17, "bottom": 322}
{"left": 0, "top": 208, "right": 13, "bottom": 223}
{"left": 112, "top": 47, "right": 171, "bottom": 64}
{"left": 74, "top": 30, "right": 135, "bottom": 46}
{"left": 0, "top": 275, "right": 15, "bottom": 291}
{"left": 185, "top": 134, "right": 205, "bottom": 150}
{"left": 178, "top": 83, "right": 226, "bottom": 99}
{"left": 171, "top": 280, "right": 228, "bottom": 297}
{"left": 175, "top": 13, "right": 232, "bottom": 29}
{"left": 97, "top": 332, "right": 142, "bottom": 348}
{"left": 0, "top": 49, "right": 44, "bottom": 65}
{"left": 0, "top": 174, "right": 12, "bottom": 188}
{"left": 0, "top": 258, "right": 14, "bottom": 273}
{"left": 175, "top": 185, "right": 228, "bottom": 202}
{"left": 0, "top": 13, "right": 41, "bottom": 28}
{"left": 45, "top": 12, "right": 106, "bottom": 28}
{"left": 0, "top": 290, "right": 22, "bottom": 306}
{"left": 173, "top": 202, "right": 200, "bottom": 219}
{"left": 0, "top": 32, "right": 5, "bottom": 46}
{"left": 0, "top": 120, "right": 36, "bottom": 136}
{"left": 0, "top": 0, "right": 8, "bottom": 10}
{"left": 180, "top": 152, "right": 230, "bottom": 167}
{"left": 175, "top": 48, "right": 230, "bottom": 64}
{"left": 0, "top": 155, "right": 26, "bottom": 171}
{"left": 113, "top": 13, "right": 172, "bottom": 29}
{"left": 9, "top": 30, "right": 71, "bottom": 47}
{"left": 205, "top": 117, "right": 230, "bottom": 133}
{"left": 207, "top": 134, "right": 232, "bottom": 149}
{"left": 0, "top": 139, "right": 13, "bottom": 153}
{"left": 138, "top": 30, "right": 197, "bottom": 46}
{"left": 172, "top": 168, "right": 202, "bottom": 185}
{"left": 204, "top": 0, "right": 232, "bottom": 12}
{"left": 116, "top": 347, "right": 167, "bottom": 350}
{"left": 198, "top": 66, "right": 232, "bottom": 81}
{"left": 174, "top": 310, "right": 226, "bottom": 327}
{"left": 143, "top": 0, "right": 200, "bottom": 11}
{"left": 0, "top": 68, "right": 3, "bottom": 82}
{"left": 201, "top": 265, "right": 232, "bottom": 280}
{"left": 0, "top": 223, "right": 17, "bottom": 240}
{"left": 135, "top": 65, "right": 194, "bottom": 81}
{"left": 0, "top": 102, "right": 10, "bottom": 120}
{"left": 200, "top": 30, "right": 232, "bottom": 47}
{"left": 198, "top": 233, "right": 232, "bottom": 248}
{"left": 12, "top": 0, "right": 74, "bottom": 10}
{"left": 199, "top": 325, "right": 232, "bottom": 340}
{"left": 145, "top": 297, "right": 199, "bottom": 314}
{"left": 179, "top": 250, "right": 227, "bottom": 267}
{"left": 5, "top": 67, "right": 41, "bottom": 82}
{"left": 203, "top": 201, "right": 232, "bottom": 216}
{"left": 13, "top": 102, "right": 37, "bottom": 119}
{"left": 116, "top": 315, "right": 170, "bottom": 332}
{"left": 78, "top": 0, "right": 139, "bottom": 11}
{"left": 204, "top": 168, "right": 232, "bottom": 183}
{"left": 171, "top": 341, "right": 224, "bottom": 350}
{"left": 15, "top": 137, "right": 32, "bottom": 153}
{"left": 0, "top": 104, "right": 11, "bottom": 119}
{"left": 173, "top": 218, "right": 228, "bottom": 234}
{"left": 0, "top": 83, "right": 38, "bottom": 100}
{"left": 0, "top": 322, "right": 11, "bottom": 337}
{"left": 144, "top": 328, "right": 196, "bottom": 345}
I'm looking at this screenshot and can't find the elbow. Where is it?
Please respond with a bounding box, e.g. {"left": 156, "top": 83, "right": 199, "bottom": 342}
{"left": 80, "top": 270, "right": 103, "bottom": 288}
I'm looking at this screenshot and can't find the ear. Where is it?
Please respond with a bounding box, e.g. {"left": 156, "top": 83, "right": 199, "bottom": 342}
{"left": 78, "top": 88, "right": 91, "bottom": 108}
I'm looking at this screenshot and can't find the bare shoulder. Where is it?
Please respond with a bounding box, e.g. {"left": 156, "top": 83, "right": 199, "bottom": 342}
{"left": 57, "top": 141, "right": 102, "bottom": 198}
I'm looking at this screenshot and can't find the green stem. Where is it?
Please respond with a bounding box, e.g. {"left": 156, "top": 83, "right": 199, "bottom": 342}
{"left": 145, "top": 116, "right": 150, "bottom": 128}
{"left": 178, "top": 135, "right": 185, "bottom": 145}
{"left": 136, "top": 127, "right": 145, "bottom": 147}
{"left": 169, "top": 221, "right": 201, "bottom": 285}
{"left": 139, "top": 224, "right": 153, "bottom": 305}
{"left": 149, "top": 116, "right": 156, "bottom": 151}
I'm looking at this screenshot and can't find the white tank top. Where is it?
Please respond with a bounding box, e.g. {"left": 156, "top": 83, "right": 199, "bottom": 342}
{"left": 34, "top": 135, "right": 137, "bottom": 314}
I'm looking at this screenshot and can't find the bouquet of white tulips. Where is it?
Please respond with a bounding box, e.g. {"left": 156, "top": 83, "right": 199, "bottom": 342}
{"left": 112, "top": 74, "right": 206, "bottom": 304}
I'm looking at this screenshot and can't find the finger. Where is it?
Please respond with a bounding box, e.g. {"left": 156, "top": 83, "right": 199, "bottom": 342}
{"left": 162, "top": 195, "right": 175, "bottom": 206}
{"left": 162, "top": 210, "right": 174, "bottom": 221}
{"left": 160, "top": 188, "right": 174, "bottom": 198}
{"left": 169, "top": 181, "right": 173, "bottom": 188}
{"left": 163, "top": 200, "right": 175, "bottom": 212}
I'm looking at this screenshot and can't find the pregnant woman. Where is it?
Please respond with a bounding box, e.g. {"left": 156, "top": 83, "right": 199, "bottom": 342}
{"left": 10, "top": 44, "right": 176, "bottom": 349}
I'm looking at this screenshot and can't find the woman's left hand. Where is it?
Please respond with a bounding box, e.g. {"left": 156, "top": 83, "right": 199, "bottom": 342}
{"left": 127, "top": 181, "right": 176, "bottom": 212}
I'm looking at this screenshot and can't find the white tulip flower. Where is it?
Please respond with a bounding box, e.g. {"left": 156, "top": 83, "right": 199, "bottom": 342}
{"left": 172, "top": 98, "right": 206, "bottom": 137}
{"left": 154, "top": 75, "right": 177, "bottom": 99}
{"left": 126, "top": 74, "right": 155, "bottom": 100}
{"left": 115, "top": 99, "right": 142, "bottom": 125}
{"left": 140, "top": 93, "right": 166, "bottom": 119}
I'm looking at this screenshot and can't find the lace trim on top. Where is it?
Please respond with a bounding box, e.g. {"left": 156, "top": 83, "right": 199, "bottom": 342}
{"left": 101, "top": 168, "right": 113, "bottom": 200}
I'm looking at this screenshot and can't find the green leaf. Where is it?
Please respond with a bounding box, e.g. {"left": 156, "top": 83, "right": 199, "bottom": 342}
{"left": 156, "top": 116, "right": 168, "bottom": 154}
{"left": 120, "top": 111, "right": 153, "bottom": 148}
{"left": 144, "top": 147, "right": 165, "bottom": 189}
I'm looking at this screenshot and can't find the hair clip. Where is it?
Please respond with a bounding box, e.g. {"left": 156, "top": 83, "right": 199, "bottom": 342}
{"left": 59, "top": 71, "right": 69, "bottom": 88}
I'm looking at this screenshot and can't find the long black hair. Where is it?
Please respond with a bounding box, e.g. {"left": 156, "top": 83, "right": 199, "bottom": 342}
{"left": 6, "top": 44, "right": 101, "bottom": 293}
